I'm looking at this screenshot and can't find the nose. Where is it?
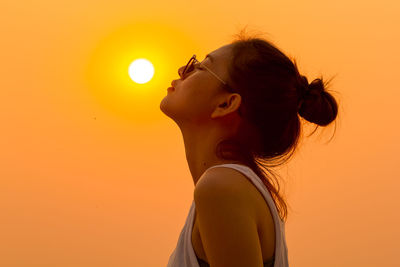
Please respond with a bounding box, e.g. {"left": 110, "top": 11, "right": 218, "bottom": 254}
{"left": 177, "top": 65, "right": 185, "bottom": 78}
{"left": 172, "top": 65, "right": 186, "bottom": 87}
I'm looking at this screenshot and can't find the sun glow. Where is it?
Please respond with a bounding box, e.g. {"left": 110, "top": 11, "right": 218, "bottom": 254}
{"left": 128, "top": 58, "right": 154, "bottom": 84}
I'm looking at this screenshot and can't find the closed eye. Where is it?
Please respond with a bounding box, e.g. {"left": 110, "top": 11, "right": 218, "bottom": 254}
{"left": 194, "top": 62, "right": 204, "bottom": 70}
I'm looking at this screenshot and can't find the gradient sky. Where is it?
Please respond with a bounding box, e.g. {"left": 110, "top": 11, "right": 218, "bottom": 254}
{"left": 1, "top": 0, "right": 399, "bottom": 266}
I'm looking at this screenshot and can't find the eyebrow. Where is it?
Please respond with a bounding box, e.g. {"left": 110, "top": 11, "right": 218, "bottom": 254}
{"left": 205, "top": 54, "right": 214, "bottom": 62}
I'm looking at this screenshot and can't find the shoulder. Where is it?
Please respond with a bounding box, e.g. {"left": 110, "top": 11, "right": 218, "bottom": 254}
{"left": 194, "top": 166, "right": 257, "bottom": 216}
{"left": 193, "top": 166, "right": 264, "bottom": 266}
{"left": 195, "top": 166, "right": 249, "bottom": 193}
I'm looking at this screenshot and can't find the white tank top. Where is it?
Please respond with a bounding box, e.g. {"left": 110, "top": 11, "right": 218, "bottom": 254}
{"left": 166, "top": 163, "right": 289, "bottom": 267}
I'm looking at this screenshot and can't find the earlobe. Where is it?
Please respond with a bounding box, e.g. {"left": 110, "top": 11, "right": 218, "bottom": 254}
{"left": 210, "top": 107, "right": 223, "bottom": 119}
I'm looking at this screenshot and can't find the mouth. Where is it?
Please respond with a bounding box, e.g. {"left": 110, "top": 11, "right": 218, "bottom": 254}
{"left": 167, "top": 86, "right": 175, "bottom": 92}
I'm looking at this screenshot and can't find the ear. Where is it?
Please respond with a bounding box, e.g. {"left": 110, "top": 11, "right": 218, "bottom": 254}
{"left": 211, "top": 93, "right": 242, "bottom": 119}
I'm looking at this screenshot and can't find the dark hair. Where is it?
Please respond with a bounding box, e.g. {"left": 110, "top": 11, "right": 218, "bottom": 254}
{"left": 215, "top": 29, "right": 340, "bottom": 222}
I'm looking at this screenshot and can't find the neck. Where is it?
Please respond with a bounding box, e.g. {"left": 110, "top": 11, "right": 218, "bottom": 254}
{"left": 179, "top": 124, "right": 242, "bottom": 186}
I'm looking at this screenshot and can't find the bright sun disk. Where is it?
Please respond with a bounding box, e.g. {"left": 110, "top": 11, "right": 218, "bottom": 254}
{"left": 128, "top": 58, "right": 154, "bottom": 84}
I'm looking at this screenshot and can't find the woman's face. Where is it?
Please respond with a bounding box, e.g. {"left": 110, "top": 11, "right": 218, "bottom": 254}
{"left": 160, "top": 43, "right": 237, "bottom": 126}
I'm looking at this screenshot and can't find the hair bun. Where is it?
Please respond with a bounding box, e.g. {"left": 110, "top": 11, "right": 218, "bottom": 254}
{"left": 297, "top": 75, "right": 327, "bottom": 110}
{"left": 308, "top": 78, "right": 325, "bottom": 94}
{"left": 297, "top": 76, "right": 337, "bottom": 126}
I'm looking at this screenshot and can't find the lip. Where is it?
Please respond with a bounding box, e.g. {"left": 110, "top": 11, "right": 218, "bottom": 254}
{"left": 167, "top": 86, "right": 175, "bottom": 92}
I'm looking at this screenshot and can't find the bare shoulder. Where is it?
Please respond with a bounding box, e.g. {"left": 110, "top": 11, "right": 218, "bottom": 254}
{"left": 194, "top": 166, "right": 258, "bottom": 215}
{"left": 196, "top": 166, "right": 255, "bottom": 192}
{"left": 193, "top": 166, "right": 264, "bottom": 266}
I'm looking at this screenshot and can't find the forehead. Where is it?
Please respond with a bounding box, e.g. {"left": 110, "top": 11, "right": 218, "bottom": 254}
{"left": 206, "top": 44, "right": 232, "bottom": 64}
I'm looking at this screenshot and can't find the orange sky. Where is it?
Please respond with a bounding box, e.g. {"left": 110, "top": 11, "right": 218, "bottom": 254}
{"left": 1, "top": 0, "right": 399, "bottom": 266}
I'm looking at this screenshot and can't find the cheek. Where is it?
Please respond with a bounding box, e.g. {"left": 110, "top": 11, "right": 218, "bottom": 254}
{"left": 183, "top": 89, "right": 211, "bottom": 112}
{"left": 176, "top": 84, "right": 216, "bottom": 120}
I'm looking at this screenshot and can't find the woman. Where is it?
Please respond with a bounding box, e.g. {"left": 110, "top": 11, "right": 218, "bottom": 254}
{"left": 160, "top": 31, "right": 339, "bottom": 267}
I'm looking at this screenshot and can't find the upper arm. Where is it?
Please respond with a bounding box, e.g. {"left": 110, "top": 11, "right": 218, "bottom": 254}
{"left": 194, "top": 167, "right": 263, "bottom": 267}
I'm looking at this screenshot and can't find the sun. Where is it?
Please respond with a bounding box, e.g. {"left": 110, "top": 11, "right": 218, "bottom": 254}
{"left": 128, "top": 58, "right": 154, "bottom": 84}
